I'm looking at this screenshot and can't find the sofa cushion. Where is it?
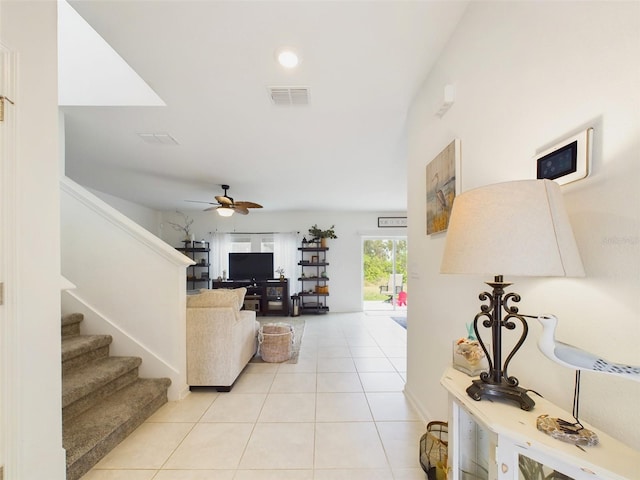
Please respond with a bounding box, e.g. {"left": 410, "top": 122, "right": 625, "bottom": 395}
{"left": 187, "top": 287, "right": 247, "bottom": 309}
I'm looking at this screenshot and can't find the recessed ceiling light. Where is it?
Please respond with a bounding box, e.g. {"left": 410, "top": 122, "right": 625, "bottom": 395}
{"left": 276, "top": 48, "right": 300, "bottom": 69}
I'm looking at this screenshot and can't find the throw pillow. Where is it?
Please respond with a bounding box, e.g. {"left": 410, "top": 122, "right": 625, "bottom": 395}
{"left": 187, "top": 287, "right": 247, "bottom": 310}
{"left": 234, "top": 287, "right": 247, "bottom": 309}
{"left": 233, "top": 287, "right": 247, "bottom": 308}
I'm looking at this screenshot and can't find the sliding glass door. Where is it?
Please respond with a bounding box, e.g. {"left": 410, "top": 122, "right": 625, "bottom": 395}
{"left": 362, "top": 237, "right": 407, "bottom": 311}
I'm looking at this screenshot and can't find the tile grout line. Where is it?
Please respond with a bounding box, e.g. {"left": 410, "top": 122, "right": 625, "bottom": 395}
{"left": 83, "top": 314, "right": 422, "bottom": 479}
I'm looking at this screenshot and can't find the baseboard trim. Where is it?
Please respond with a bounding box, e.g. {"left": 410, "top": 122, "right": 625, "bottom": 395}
{"left": 403, "top": 385, "right": 434, "bottom": 425}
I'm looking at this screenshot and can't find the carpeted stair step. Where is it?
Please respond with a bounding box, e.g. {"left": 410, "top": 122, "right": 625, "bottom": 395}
{"left": 62, "top": 334, "right": 112, "bottom": 373}
{"left": 63, "top": 356, "right": 142, "bottom": 422}
{"left": 63, "top": 376, "right": 171, "bottom": 480}
{"left": 62, "top": 313, "right": 84, "bottom": 338}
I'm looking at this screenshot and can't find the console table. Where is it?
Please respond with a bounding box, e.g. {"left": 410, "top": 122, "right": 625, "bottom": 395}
{"left": 441, "top": 367, "right": 638, "bottom": 480}
{"left": 212, "top": 279, "right": 289, "bottom": 316}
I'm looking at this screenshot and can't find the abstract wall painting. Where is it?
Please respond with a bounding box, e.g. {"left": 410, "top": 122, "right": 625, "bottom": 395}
{"left": 426, "top": 139, "right": 460, "bottom": 235}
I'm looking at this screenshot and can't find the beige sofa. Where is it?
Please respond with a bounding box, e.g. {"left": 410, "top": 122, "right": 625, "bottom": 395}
{"left": 186, "top": 288, "right": 259, "bottom": 390}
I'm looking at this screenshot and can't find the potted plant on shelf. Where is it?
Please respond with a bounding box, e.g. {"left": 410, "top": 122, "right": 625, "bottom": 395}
{"left": 308, "top": 224, "right": 337, "bottom": 248}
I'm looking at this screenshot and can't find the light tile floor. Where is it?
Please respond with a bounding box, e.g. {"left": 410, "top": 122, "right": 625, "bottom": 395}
{"left": 81, "top": 312, "right": 427, "bottom": 480}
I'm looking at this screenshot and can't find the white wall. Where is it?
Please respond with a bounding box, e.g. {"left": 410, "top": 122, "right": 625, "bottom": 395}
{"left": 406, "top": 1, "right": 640, "bottom": 449}
{"left": 90, "top": 187, "right": 162, "bottom": 235}
{"left": 159, "top": 209, "right": 408, "bottom": 313}
{"left": 0, "top": 1, "right": 66, "bottom": 478}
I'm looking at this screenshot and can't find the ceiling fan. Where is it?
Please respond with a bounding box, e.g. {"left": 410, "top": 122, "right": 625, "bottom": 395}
{"left": 187, "top": 184, "right": 263, "bottom": 217}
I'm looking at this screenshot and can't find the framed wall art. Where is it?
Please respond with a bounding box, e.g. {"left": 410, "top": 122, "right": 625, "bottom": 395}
{"left": 378, "top": 217, "right": 407, "bottom": 228}
{"left": 426, "top": 139, "right": 461, "bottom": 235}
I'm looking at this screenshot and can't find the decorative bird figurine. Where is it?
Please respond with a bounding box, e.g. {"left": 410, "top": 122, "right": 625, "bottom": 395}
{"left": 431, "top": 173, "right": 447, "bottom": 212}
{"left": 536, "top": 314, "right": 640, "bottom": 381}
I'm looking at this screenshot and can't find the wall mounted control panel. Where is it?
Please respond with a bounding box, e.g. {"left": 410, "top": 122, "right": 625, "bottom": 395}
{"left": 535, "top": 127, "right": 593, "bottom": 186}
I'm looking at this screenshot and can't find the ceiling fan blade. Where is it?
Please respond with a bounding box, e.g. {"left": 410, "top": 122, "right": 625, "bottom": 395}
{"left": 185, "top": 200, "right": 216, "bottom": 205}
{"left": 232, "top": 206, "right": 250, "bottom": 215}
{"left": 234, "top": 201, "right": 263, "bottom": 209}
{"left": 215, "top": 195, "right": 233, "bottom": 205}
{"left": 203, "top": 206, "right": 219, "bottom": 212}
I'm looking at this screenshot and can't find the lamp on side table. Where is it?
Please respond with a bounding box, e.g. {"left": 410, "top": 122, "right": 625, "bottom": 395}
{"left": 440, "top": 179, "right": 584, "bottom": 410}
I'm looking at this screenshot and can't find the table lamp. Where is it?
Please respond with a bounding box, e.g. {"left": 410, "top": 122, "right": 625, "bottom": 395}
{"left": 440, "top": 179, "right": 584, "bottom": 410}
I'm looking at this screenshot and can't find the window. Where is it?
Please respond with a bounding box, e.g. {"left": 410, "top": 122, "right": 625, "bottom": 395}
{"left": 212, "top": 232, "right": 296, "bottom": 282}
{"left": 229, "top": 234, "right": 274, "bottom": 253}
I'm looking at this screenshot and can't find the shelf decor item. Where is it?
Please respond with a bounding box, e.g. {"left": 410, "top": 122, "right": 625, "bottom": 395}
{"left": 167, "top": 211, "right": 194, "bottom": 241}
{"left": 453, "top": 339, "right": 486, "bottom": 376}
{"left": 440, "top": 179, "right": 584, "bottom": 410}
{"left": 529, "top": 313, "right": 640, "bottom": 445}
{"left": 308, "top": 224, "right": 337, "bottom": 247}
{"left": 453, "top": 324, "right": 487, "bottom": 376}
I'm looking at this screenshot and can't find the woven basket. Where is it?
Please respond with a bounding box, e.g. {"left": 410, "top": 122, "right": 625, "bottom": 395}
{"left": 259, "top": 323, "right": 294, "bottom": 363}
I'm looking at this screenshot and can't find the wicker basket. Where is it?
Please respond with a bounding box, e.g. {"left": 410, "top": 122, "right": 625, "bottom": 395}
{"left": 258, "top": 323, "right": 294, "bottom": 363}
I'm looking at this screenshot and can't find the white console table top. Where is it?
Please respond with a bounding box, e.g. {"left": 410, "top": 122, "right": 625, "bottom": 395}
{"left": 441, "top": 367, "right": 639, "bottom": 480}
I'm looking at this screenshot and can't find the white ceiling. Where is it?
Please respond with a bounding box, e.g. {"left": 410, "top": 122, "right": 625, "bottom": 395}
{"left": 61, "top": 1, "right": 468, "bottom": 213}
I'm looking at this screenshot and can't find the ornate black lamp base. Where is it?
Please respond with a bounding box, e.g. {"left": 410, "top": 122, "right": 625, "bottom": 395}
{"left": 466, "top": 378, "right": 535, "bottom": 411}
{"left": 464, "top": 275, "right": 536, "bottom": 411}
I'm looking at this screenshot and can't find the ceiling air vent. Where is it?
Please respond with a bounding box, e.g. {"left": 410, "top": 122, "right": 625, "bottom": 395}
{"left": 137, "top": 133, "right": 179, "bottom": 145}
{"left": 268, "top": 86, "right": 310, "bottom": 106}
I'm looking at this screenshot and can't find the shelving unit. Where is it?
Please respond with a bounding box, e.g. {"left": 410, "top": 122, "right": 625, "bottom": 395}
{"left": 298, "top": 243, "right": 329, "bottom": 314}
{"left": 176, "top": 240, "right": 211, "bottom": 291}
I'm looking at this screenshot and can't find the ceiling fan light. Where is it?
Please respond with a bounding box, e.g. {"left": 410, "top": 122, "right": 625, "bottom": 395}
{"left": 217, "top": 207, "right": 234, "bottom": 217}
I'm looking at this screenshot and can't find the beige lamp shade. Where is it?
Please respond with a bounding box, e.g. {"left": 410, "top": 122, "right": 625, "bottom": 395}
{"left": 440, "top": 179, "right": 584, "bottom": 277}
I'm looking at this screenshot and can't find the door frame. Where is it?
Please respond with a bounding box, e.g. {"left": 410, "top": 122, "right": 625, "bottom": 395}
{"left": 361, "top": 235, "right": 407, "bottom": 312}
{"left": 0, "top": 40, "right": 19, "bottom": 479}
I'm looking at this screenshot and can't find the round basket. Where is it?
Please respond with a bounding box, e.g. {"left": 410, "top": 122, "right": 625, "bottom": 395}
{"left": 259, "top": 323, "right": 294, "bottom": 363}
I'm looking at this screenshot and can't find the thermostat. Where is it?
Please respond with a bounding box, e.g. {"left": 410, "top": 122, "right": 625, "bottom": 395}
{"left": 535, "top": 128, "right": 592, "bottom": 185}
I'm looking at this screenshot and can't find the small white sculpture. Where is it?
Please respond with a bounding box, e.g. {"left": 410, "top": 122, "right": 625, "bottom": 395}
{"left": 536, "top": 314, "right": 640, "bottom": 381}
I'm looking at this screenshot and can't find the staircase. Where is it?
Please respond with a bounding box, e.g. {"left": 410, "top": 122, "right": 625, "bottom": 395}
{"left": 62, "top": 313, "right": 171, "bottom": 480}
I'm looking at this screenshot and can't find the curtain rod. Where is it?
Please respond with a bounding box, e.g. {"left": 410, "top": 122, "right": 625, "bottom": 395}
{"left": 208, "top": 231, "right": 300, "bottom": 235}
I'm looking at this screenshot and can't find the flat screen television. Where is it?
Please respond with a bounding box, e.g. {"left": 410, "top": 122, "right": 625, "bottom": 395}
{"left": 228, "top": 252, "right": 274, "bottom": 281}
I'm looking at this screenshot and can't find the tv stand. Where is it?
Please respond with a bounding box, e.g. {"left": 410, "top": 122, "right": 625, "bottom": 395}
{"left": 212, "top": 279, "right": 289, "bottom": 316}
